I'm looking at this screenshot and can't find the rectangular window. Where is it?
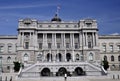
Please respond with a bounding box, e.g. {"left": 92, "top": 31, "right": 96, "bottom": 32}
{"left": 75, "top": 43, "right": 78, "bottom": 49}
{"left": 88, "top": 42, "right": 92, "bottom": 48}
{"left": 57, "top": 43, "right": 61, "bottom": 48}
{"left": 48, "top": 43, "right": 51, "bottom": 48}
{"left": 103, "top": 45, "right": 106, "bottom": 52}
{"left": 25, "top": 42, "right": 29, "bottom": 49}
{"left": 0, "top": 46, "right": 4, "bottom": 53}
{"left": 110, "top": 45, "right": 113, "bottom": 52}
{"left": 8, "top": 46, "right": 12, "bottom": 53}
{"left": 39, "top": 43, "right": 42, "bottom": 49}
{"left": 66, "top": 43, "right": 70, "bottom": 48}
{"left": 117, "top": 45, "right": 120, "bottom": 52}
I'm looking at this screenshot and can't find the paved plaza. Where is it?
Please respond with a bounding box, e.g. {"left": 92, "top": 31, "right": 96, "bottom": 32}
{"left": 1, "top": 71, "right": 120, "bottom": 81}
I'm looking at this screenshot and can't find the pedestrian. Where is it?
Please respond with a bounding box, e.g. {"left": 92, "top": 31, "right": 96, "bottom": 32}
{"left": 64, "top": 73, "right": 67, "bottom": 81}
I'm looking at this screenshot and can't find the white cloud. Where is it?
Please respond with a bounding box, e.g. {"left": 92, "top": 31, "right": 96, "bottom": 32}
{"left": 110, "top": 33, "right": 119, "bottom": 35}
{"left": 0, "top": 3, "right": 56, "bottom": 9}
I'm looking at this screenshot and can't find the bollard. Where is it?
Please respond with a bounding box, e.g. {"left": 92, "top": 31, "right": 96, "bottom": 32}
{"left": 118, "top": 75, "right": 119, "bottom": 79}
{"left": 5, "top": 76, "right": 7, "bottom": 81}
{"left": 113, "top": 75, "right": 115, "bottom": 79}
{"left": 0, "top": 76, "right": 2, "bottom": 81}
{"left": 10, "top": 76, "right": 12, "bottom": 81}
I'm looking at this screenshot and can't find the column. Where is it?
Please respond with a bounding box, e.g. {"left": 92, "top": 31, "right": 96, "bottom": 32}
{"left": 43, "top": 33, "right": 45, "bottom": 48}
{"left": 73, "top": 33, "right": 75, "bottom": 49}
{"left": 43, "top": 51, "right": 46, "bottom": 62}
{"left": 72, "top": 50, "right": 75, "bottom": 62}
{"left": 52, "top": 33, "right": 54, "bottom": 48}
{"left": 31, "top": 32, "right": 33, "bottom": 46}
{"left": 34, "top": 31, "right": 38, "bottom": 48}
{"left": 61, "top": 33, "right": 64, "bottom": 48}
{"left": 54, "top": 33, "right": 56, "bottom": 48}
{"left": 21, "top": 32, "right": 24, "bottom": 47}
{"left": 18, "top": 32, "right": 21, "bottom": 46}
{"left": 70, "top": 33, "right": 73, "bottom": 48}
{"left": 79, "top": 32, "right": 82, "bottom": 48}
{"left": 49, "top": 50, "right": 51, "bottom": 62}
{"left": 65, "top": 50, "right": 66, "bottom": 62}
{"left": 95, "top": 32, "right": 98, "bottom": 46}
{"left": 43, "top": 33, "right": 47, "bottom": 49}
{"left": 92, "top": 32, "right": 95, "bottom": 47}
{"left": 86, "top": 32, "right": 88, "bottom": 46}
{"left": 85, "top": 32, "right": 87, "bottom": 46}
{"left": 30, "top": 32, "right": 32, "bottom": 46}
{"left": 83, "top": 32, "right": 85, "bottom": 46}
{"left": 56, "top": 50, "right": 59, "bottom": 62}
{"left": 63, "top": 33, "right": 66, "bottom": 48}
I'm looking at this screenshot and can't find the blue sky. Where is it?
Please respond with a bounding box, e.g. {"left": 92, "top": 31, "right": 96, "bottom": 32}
{"left": 0, "top": 0, "right": 120, "bottom": 35}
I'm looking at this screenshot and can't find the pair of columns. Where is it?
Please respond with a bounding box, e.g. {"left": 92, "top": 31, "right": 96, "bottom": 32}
{"left": 82, "top": 32, "right": 98, "bottom": 47}
{"left": 18, "top": 32, "right": 37, "bottom": 47}
{"left": 42, "top": 33, "right": 75, "bottom": 49}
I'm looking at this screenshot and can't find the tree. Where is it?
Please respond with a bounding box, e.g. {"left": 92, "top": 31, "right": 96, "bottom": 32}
{"left": 13, "top": 61, "right": 21, "bottom": 72}
{"left": 102, "top": 60, "right": 109, "bottom": 70}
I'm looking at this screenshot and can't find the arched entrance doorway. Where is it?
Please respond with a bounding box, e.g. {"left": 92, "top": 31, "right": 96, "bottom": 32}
{"left": 57, "top": 67, "right": 67, "bottom": 76}
{"left": 66, "top": 53, "right": 71, "bottom": 62}
{"left": 74, "top": 67, "right": 84, "bottom": 76}
{"left": 41, "top": 68, "right": 51, "bottom": 76}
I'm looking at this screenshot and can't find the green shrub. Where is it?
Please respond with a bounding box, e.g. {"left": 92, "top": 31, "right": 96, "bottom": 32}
{"left": 102, "top": 60, "right": 109, "bottom": 70}
{"left": 13, "top": 61, "right": 21, "bottom": 72}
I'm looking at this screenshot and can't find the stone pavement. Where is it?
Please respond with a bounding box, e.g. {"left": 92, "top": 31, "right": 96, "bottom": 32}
{"left": 1, "top": 71, "right": 120, "bottom": 81}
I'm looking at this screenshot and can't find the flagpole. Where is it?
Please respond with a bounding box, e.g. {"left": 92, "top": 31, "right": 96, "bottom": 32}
{"left": 56, "top": 5, "right": 60, "bottom": 17}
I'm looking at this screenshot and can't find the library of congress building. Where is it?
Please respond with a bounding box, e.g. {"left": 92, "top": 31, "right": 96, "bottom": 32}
{"left": 0, "top": 14, "right": 120, "bottom": 77}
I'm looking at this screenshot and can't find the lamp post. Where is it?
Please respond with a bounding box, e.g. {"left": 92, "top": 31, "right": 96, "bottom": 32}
{"left": 0, "top": 57, "right": 2, "bottom": 81}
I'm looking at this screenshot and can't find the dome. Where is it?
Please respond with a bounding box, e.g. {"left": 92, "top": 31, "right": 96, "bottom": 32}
{"left": 51, "top": 14, "right": 62, "bottom": 22}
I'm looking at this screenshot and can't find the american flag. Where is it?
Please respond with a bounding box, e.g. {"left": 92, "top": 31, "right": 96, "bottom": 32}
{"left": 57, "top": 5, "right": 61, "bottom": 10}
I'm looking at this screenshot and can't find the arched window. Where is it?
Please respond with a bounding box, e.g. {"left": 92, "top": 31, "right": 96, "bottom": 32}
{"left": 7, "top": 43, "right": 12, "bottom": 53}
{"left": 118, "top": 55, "right": 120, "bottom": 61}
{"left": 76, "top": 54, "right": 79, "bottom": 61}
{"left": 112, "top": 64, "right": 116, "bottom": 69}
{"left": 80, "top": 54, "right": 84, "bottom": 61}
{"left": 104, "top": 55, "right": 107, "bottom": 61}
{"left": 89, "top": 53, "right": 93, "bottom": 61}
{"left": 7, "top": 56, "right": 11, "bottom": 62}
{"left": 0, "top": 43, "right": 4, "bottom": 53}
{"left": 47, "top": 53, "right": 52, "bottom": 62}
{"left": 58, "top": 53, "right": 62, "bottom": 62}
{"left": 37, "top": 54, "right": 42, "bottom": 61}
{"left": 66, "top": 53, "right": 71, "bottom": 62}
{"left": 111, "top": 55, "right": 114, "bottom": 61}
{"left": 24, "top": 53, "right": 29, "bottom": 62}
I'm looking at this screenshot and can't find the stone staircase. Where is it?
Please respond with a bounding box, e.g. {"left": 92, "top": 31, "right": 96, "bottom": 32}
{"left": 18, "top": 61, "right": 107, "bottom": 77}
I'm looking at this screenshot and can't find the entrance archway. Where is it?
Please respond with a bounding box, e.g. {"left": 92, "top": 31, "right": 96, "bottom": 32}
{"left": 41, "top": 68, "right": 51, "bottom": 76}
{"left": 66, "top": 53, "right": 71, "bottom": 62}
{"left": 57, "top": 67, "right": 67, "bottom": 76}
{"left": 74, "top": 67, "right": 84, "bottom": 76}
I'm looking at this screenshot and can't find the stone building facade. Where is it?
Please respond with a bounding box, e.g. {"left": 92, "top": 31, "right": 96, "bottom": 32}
{"left": 0, "top": 15, "right": 120, "bottom": 77}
